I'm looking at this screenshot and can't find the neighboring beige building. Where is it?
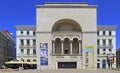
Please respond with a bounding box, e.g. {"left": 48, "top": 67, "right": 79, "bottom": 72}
{"left": 15, "top": 2, "right": 117, "bottom": 70}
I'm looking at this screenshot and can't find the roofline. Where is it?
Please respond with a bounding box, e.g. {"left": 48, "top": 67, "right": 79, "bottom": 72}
{"left": 97, "top": 25, "right": 117, "bottom": 28}
{"left": 97, "top": 25, "right": 117, "bottom": 31}
{"left": 14, "top": 25, "right": 36, "bottom": 31}
{"left": 44, "top": 2, "right": 88, "bottom": 4}
{"left": 36, "top": 2, "right": 97, "bottom": 8}
{"left": 36, "top": 5, "right": 97, "bottom": 8}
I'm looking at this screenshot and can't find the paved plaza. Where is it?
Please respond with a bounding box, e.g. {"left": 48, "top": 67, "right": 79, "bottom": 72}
{"left": 0, "top": 69, "right": 120, "bottom": 73}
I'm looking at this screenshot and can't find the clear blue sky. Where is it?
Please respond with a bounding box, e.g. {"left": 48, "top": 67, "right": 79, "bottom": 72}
{"left": 0, "top": 0, "right": 120, "bottom": 49}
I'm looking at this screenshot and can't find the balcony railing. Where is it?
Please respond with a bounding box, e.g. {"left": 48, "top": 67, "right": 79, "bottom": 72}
{"left": 97, "top": 44, "right": 113, "bottom": 48}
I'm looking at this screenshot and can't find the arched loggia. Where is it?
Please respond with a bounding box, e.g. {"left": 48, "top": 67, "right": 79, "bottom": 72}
{"left": 52, "top": 19, "right": 82, "bottom": 55}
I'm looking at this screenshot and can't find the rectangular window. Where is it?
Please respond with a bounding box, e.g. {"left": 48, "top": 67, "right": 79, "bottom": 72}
{"left": 103, "top": 31, "right": 105, "bottom": 35}
{"left": 27, "top": 31, "right": 29, "bottom": 35}
{"left": 33, "top": 31, "right": 36, "bottom": 36}
{"left": 21, "top": 31, "right": 23, "bottom": 35}
{"left": 27, "top": 49, "right": 30, "bottom": 55}
{"left": 97, "top": 48, "right": 100, "bottom": 54}
{"left": 21, "top": 49, "right": 24, "bottom": 53}
{"left": 33, "top": 39, "right": 36, "bottom": 45}
{"left": 103, "top": 39, "right": 106, "bottom": 45}
{"left": 27, "top": 39, "right": 30, "bottom": 45}
{"left": 109, "top": 48, "right": 112, "bottom": 51}
{"left": 97, "top": 39, "right": 100, "bottom": 45}
{"left": 109, "top": 39, "right": 112, "bottom": 45}
{"left": 109, "top": 31, "right": 112, "bottom": 36}
{"left": 97, "top": 31, "right": 99, "bottom": 36}
{"left": 103, "top": 48, "right": 106, "bottom": 51}
{"left": 33, "top": 49, "right": 36, "bottom": 55}
{"left": 20, "top": 39, "right": 24, "bottom": 45}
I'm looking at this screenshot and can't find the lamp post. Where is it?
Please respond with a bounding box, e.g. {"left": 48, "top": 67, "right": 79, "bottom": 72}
{"left": 21, "top": 52, "right": 24, "bottom": 70}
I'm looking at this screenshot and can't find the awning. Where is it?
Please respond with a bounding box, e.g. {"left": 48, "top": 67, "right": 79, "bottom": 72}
{"left": 26, "top": 62, "right": 37, "bottom": 64}
{"left": 5, "top": 61, "right": 27, "bottom": 64}
{"left": 5, "top": 61, "right": 37, "bottom": 64}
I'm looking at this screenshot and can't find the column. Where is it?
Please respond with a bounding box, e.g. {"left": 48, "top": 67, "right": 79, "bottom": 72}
{"left": 61, "top": 41, "right": 64, "bottom": 54}
{"left": 70, "top": 41, "right": 72, "bottom": 54}
{"left": 79, "top": 41, "right": 82, "bottom": 55}
{"left": 52, "top": 41, "right": 55, "bottom": 55}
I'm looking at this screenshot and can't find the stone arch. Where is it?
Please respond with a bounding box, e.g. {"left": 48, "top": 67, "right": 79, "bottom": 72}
{"left": 53, "top": 36, "right": 63, "bottom": 41}
{"left": 63, "top": 36, "right": 71, "bottom": 41}
{"left": 52, "top": 19, "right": 82, "bottom": 32}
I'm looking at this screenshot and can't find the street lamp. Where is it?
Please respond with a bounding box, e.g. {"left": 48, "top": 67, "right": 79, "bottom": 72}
{"left": 21, "top": 51, "right": 24, "bottom": 70}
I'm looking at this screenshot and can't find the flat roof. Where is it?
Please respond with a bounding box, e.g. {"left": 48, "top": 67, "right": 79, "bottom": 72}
{"left": 97, "top": 25, "right": 117, "bottom": 31}
{"left": 36, "top": 2, "right": 97, "bottom": 8}
{"left": 15, "top": 25, "right": 36, "bottom": 31}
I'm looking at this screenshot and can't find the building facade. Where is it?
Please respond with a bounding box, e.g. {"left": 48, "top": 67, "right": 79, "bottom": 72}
{"left": 97, "top": 26, "right": 116, "bottom": 69}
{"left": 15, "top": 2, "right": 117, "bottom": 69}
{"left": 15, "top": 26, "right": 37, "bottom": 62}
{"left": 0, "top": 30, "right": 16, "bottom": 68}
{"left": 0, "top": 31, "right": 8, "bottom": 68}
{"left": 2, "top": 30, "right": 16, "bottom": 61}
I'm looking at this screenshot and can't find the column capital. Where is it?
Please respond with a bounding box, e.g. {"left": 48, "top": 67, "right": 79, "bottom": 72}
{"left": 70, "top": 40, "right": 73, "bottom": 43}
{"left": 61, "top": 40, "right": 64, "bottom": 42}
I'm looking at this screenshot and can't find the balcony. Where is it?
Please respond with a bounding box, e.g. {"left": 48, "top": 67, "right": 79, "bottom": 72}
{"left": 19, "top": 45, "right": 36, "bottom": 48}
{"left": 97, "top": 44, "right": 113, "bottom": 48}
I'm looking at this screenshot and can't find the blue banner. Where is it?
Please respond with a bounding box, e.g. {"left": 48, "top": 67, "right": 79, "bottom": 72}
{"left": 40, "top": 43, "right": 48, "bottom": 65}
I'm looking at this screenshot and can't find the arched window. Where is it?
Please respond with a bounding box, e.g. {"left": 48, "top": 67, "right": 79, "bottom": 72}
{"left": 27, "top": 59, "right": 30, "bottom": 62}
{"left": 55, "top": 38, "right": 61, "bottom": 54}
{"left": 72, "top": 38, "right": 79, "bottom": 54}
{"left": 33, "top": 59, "right": 36, "bottom": 62}
{"left": 64, "top": 38, "right": 70, "bottom": 54}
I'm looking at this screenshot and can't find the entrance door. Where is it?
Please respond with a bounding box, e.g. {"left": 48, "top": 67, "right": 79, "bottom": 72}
{"left": 102, "top": 59, "right": 106, "bottom": 69}
{"left": 97, "top": 63, "right": 100, "bottom": 68}
{"left": 58, "top": 62, "right": 77, "bottom": 69}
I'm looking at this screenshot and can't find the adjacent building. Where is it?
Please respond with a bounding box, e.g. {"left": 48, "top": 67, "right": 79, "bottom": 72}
{"left": 0, "top": 30, "right": 16, "bottom": 68}
{"left": 15, "top": 2, "right": 117, "bottom": 69}
{"left": 14, "top": 26, "right": 36, "bottom": 62}
{"left": 116, "top": 48, "right": 120, "bottom": 68}
{"left": 97, "top": 26, "right": 117, "bottom": 68}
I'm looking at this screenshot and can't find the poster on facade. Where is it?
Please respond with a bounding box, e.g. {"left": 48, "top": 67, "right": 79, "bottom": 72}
{"left": 85, "top": 46, "right": 94, "bottom": 68}
{"left": 40, "top": 43, "right": 48, "bottom": 65}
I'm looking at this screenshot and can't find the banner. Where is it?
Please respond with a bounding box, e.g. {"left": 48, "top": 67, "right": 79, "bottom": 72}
{"left": 40, "top": 43, "right": 48, "bottom": 65}
{"left": 85, "top": 46, "right": 94, "bottom": 68}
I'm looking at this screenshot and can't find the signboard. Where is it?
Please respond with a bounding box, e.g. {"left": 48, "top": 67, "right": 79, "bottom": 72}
{"left": 40, "top": 43, "right": 48, "bottom": 65}
{"left": 85, "top": 46, "right": 94, "bottom": 68}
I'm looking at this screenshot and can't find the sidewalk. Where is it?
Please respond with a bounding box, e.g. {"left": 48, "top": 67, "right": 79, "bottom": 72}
{"left": 0, "top": 69, "right": 120, "bottom": 73}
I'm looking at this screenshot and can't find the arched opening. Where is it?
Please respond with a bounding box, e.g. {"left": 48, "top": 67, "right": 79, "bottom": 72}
{"left": 64, "top": 38, "right": 70, "bottom": 54}
{"left": 72, "top": 38, "right": 79, "bottom": 54}
{"left": 27, "top": 59, "right": 30, "bottom": 62}
{"left": 52, "top": 19, "right": 82, "bottom": 32}
{"left": 52, "top": 19, "right": 82, "bottom": 55}
{"left": 55, "top": 38, "right": 62, "bottom": 54}
{"left": 33, "top": 59, "right": 36, "bottom": 62}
